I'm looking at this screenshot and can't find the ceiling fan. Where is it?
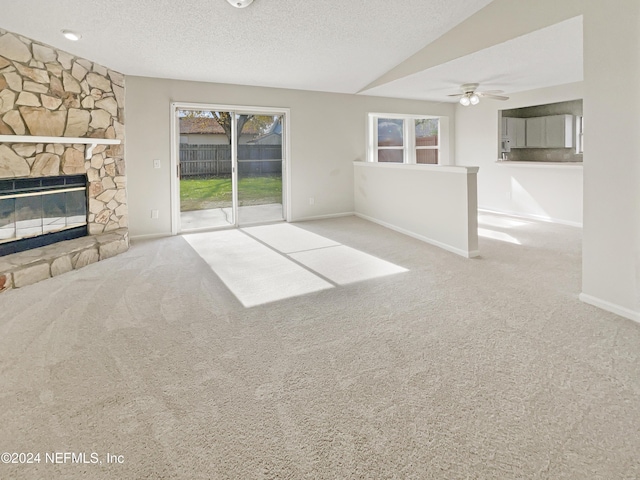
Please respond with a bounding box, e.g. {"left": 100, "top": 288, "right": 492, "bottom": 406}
{"left": 448, "top": 83, "right": 509, "bottom": 106}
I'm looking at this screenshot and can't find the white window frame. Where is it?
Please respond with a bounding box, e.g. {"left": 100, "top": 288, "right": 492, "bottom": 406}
{"left": 575, "top": 115, "right": 584, "bottom": 154}
{"left": 367, "top": 113, "right": 442, "bottom": 164}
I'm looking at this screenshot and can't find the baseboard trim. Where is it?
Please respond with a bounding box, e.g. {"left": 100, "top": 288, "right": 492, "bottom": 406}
{"left": 579, "top": 293, "right": 640, "bottom": 324}
{"left": 478, "top": 207, "right": 582, "bottom": 228}
{"left": 130, "top": 232, "right": 171, "bottom": 241}
{"left": 292, "top": 212, "right": 355, "bottom": 222}
{"left": 355, "top": 213, "right": 478, "bottom": 258}
{"left": 133, "top": 213, "right": 356, "bottom": 237}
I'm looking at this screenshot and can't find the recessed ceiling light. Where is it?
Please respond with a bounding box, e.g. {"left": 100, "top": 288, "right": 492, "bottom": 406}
{"left": 61, "top": 30, "right": 82, "bottom": 41}
{"left": 226, "top": 0, "right": 254, "bottom": 8}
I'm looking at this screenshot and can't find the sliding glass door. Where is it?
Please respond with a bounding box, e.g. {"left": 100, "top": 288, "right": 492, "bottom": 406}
{"left": 173, "top": 105, "right": 286, "bottom": 232}
{"left": 178, "top": 109, "right": 234, "bottom": 230}
{"left": 236, "top": 112, "right": 284, "bottom": 226}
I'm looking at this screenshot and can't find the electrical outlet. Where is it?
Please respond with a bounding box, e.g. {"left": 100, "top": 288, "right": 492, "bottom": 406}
{"left": 309, "top": 197, "right": 315, "bottom": 205}
{"left": 151, "top": 209, "right": 159, "bottom": 219}
{"left": 153, "top": 159, "right": 161, "bottom": 169}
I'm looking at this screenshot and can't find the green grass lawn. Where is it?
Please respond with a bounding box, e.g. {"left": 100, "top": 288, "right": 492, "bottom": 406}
{"left": 180, "top": 175, "right": 282, "bottom": 211}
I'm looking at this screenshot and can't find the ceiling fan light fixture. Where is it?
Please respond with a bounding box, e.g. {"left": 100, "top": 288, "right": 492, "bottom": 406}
{"left": 450, "top": 83, "right": 507, "bottom": 105}
{"left": 226, "top": 0, "right": 254, "bottom": 7}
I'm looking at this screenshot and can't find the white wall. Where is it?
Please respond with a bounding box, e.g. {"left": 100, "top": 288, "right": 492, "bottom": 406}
{"left": 580, "top": 1, "right": 640, "bottom": 322}
{"left": 455, "top": 82, "right": 584, "bottom": 226}
{"left": 453, "top": 0, "right": 640, "bottom": 323}
{"left": 125, "top": 76, "right": 455, "bottom": 237}
{"left": 354, "top": 163, "right": 478, "bottom": 258}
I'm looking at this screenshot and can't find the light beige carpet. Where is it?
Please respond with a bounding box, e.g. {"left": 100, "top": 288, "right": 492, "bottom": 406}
{"left": 1, "top": 214, "right": 639, "bottom": 479}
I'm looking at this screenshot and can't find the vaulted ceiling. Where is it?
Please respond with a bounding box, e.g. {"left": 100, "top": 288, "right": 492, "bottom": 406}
{"left": 0, "top": 0, "right": 583, "bottom": 102}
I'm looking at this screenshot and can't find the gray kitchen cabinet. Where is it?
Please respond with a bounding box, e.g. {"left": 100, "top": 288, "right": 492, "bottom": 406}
{"left": 545, "top": 114, "right": 573, "bottom": 148}
{"left": 525, "top": 117, "right": 545, "bottom": 147}
{"left": 503, "top": 117, "right": 526, "bottom": 148}
{"left": 525, "top": 114, "right": 573, "bottom": 148}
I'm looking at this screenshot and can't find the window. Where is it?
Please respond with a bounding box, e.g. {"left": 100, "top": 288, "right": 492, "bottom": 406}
{"left": 369, "top": 114, "right": 440, "bottom": 164}
{"left": 415, "top": 118, "right": 439, "bottom": 164}
{"left": 377, "top": 118, "right": 404, "bottom": 163}
{"left": 575, "top": 115, "right": 584, "bottom": 154}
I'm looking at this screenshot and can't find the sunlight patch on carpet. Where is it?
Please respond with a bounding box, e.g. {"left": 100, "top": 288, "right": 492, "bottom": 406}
{"left": 184, "top": 229, "right": 333, "bottom": 307}
{"left": 478, "top": 214, "right": 531, "bottom": 229}
{"left": 478, "top": 228, "right": 521, "bottom": 245}
{"left": 290, "top": 245, "right": 408, "bottom": 285}
{"left": 243, "top": 223, "right": 339, "bottom": 253}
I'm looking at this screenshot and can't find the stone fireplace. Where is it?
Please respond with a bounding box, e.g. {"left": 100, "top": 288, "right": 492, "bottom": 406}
{"left": 0, "top": 28, "right": 128, "bottom": 292}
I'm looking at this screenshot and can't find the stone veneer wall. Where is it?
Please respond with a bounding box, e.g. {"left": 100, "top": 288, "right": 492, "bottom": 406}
{"left": 0, "top": 28, "right": 127, "bottom": 234}
{"left": 0, "top": 28, "right": 128, "bottom": 292}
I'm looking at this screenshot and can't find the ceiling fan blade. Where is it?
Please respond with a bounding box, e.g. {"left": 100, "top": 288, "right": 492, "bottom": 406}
{"left": 479, "top": 93, "right": 509, "bottom": 101}
{"left": 447, "top": 93, "right": 464, "bottom": 97}
{"left": 477, "top": 89, "right": 504, "bottom": 94}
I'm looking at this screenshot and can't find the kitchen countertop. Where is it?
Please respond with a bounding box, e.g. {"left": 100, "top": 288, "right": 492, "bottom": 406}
{"left": 496, "top": 160, "right": 583, "bottom": 168}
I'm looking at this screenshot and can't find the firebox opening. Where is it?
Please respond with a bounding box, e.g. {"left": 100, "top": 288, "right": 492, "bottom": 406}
{"left": 0, "top": 174, "right": 88, "bottom": 257}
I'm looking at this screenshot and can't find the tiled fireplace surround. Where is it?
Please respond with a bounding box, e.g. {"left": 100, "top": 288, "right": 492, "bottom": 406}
{"left": 0, "top": 29, "right": 128, "bottom": 292}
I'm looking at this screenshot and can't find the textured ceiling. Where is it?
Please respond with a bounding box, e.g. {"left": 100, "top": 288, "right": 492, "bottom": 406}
{"left": 359, "top": 16, "right": 584, "bottom": 102}
{"left": 0, "top": 1, "right": 583, "bottom": 101}
{"left": 0, "top": 0, "right": 493, "bottom": 93}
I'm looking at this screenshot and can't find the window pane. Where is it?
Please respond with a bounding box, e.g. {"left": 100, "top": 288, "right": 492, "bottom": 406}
{"left": 416, "top": 149, "right": 438, "bottom": 164}
{"left": 416, "top": 118, "right": 438, "bottom": 147}
{"left": 378, "top": 119, "right": 404, "bottom": 147}
{"left": 378, "top": 149, "right": 404, "bottom": 163}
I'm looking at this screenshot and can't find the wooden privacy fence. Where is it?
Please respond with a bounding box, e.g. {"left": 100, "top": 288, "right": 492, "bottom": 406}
{"left": 180, "top": 144, "right": 282, "bottom": 177}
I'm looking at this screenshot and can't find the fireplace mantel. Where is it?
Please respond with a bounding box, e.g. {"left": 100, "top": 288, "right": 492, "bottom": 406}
{"left": 0, "top": 136, "right": 121, "bottom": 160}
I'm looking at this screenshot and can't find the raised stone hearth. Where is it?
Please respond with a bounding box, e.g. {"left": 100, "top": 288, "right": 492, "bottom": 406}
{"left": 0, "top": 28, "right": 128, "bottom": 290}
{"left": 0, "top": 228, "right": 128, "bottom": 292}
